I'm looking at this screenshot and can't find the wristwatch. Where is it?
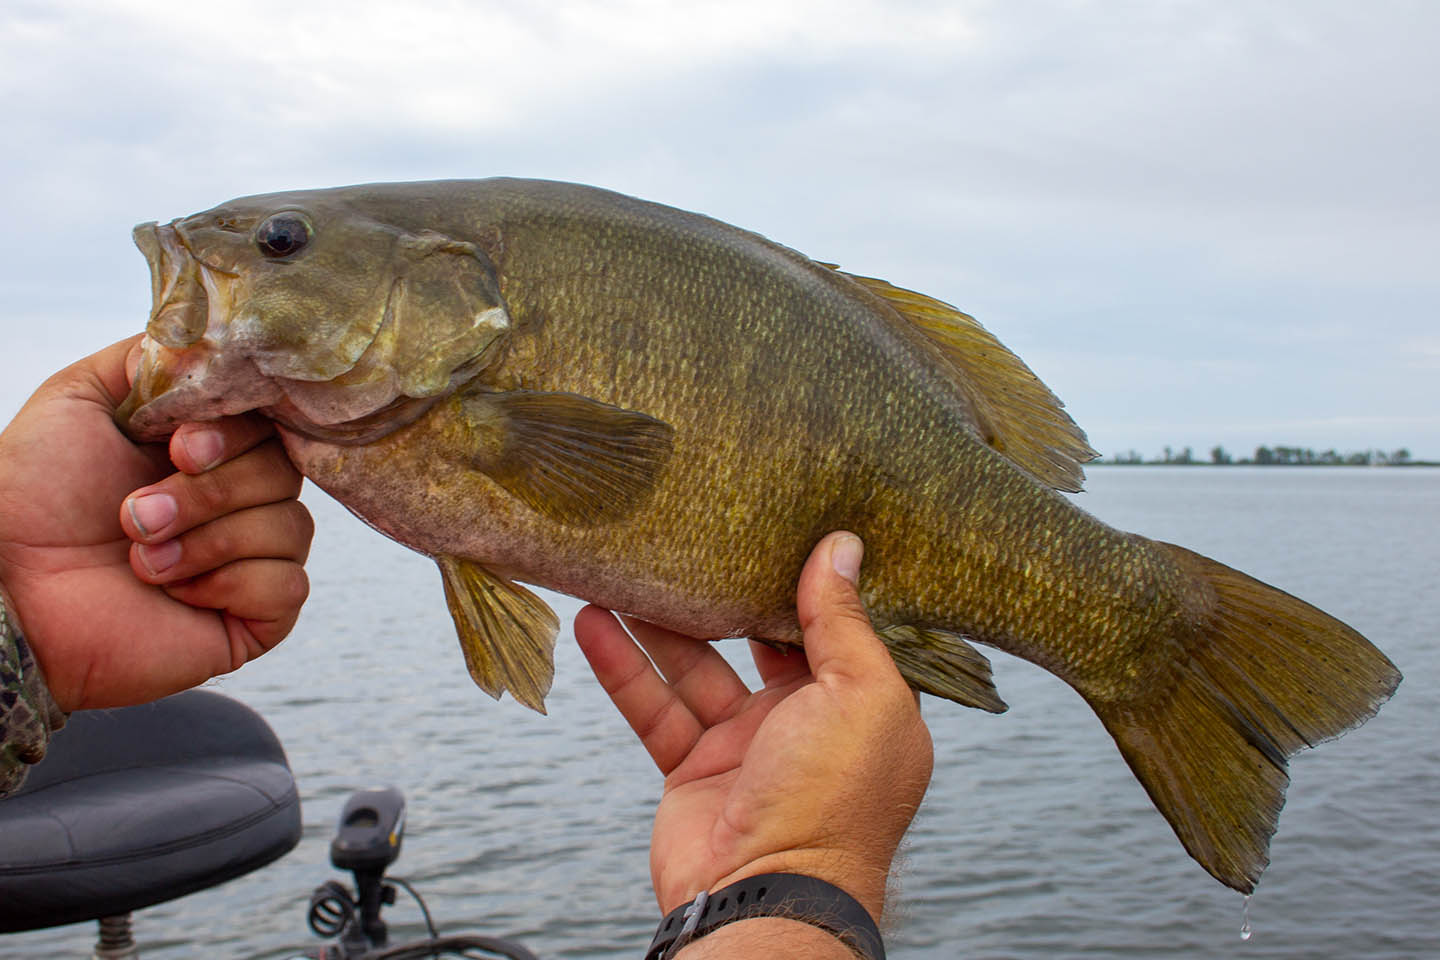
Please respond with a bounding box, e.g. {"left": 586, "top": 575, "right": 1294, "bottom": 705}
{"left": 645, "top": 872, "right": 884, "bottom": 960}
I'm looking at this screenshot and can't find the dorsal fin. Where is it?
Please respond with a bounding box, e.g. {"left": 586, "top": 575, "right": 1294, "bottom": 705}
{"left": 835, "top": 268, "right": 1097, "bottom": 492}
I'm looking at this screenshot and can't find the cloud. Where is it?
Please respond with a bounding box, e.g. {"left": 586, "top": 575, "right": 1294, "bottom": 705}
{"left": 1, "top": 1, "right": 1436, "bottom": 454}
{"left": 2, "top": 1, "right": 977, "bottom": 144}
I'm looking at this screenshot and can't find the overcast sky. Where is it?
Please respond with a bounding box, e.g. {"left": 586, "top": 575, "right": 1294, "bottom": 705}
{"left": 3, "top": 0, "right": 1436, "bottom": 461}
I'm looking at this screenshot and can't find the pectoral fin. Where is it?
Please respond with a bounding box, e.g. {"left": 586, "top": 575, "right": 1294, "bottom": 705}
{"left": 456, "top": 389, "right": 675, "bottom": 526}
{"left": 438, "top": 555, "right": 559, "bottom": 713}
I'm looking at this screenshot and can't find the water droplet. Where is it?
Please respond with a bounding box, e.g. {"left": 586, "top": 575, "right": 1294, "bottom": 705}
{"left": 1240, "top": 894, "right": 1253, "bottom": 941}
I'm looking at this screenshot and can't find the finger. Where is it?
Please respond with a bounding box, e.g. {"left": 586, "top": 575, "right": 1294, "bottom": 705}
{"left": 161, "top": 557, "right": 309, "bottom": 654}
{"left": 81, "top": 334, "right": 145, "bottom": 409}
{"left": 129, "top": 499, "right": 314, "bottom": 584}
{"left": 621, "top": 616, "right": 751, "bottom": 727}
{"left": 795, "top": 532, "right": 903, "bottom": 687}
{"left": 575, "top": 606, "right": 705, "bottom": 774}
{"left": 124, "top": 337, "right": 144, "bottom": 387}
{"left": 749, "top": 640, "right": 811, "bottom": 689}
{"left": 121, "top": 438, "right": 302, "bottom": 543}
{"left": 43, "top": 336, "right": 162, "bottom": 464}
{"left": 168, "top": 414, "right": 278, "bottom": 475}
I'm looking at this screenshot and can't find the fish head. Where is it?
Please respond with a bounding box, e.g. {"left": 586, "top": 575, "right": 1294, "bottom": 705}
{"left": 117, "top": 189, "right": 511, "bottom": 443}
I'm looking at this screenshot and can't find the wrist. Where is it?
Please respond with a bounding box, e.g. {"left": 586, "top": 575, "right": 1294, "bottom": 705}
{"left": 0, "top": 576, "right": 68, "bottom": 714}
{"left": 703, "top": 850, "right": 891, "bottom": 924}
{"left": 648, "top": 872, "right": 885, "bottom": 960}
{"left": 673, "top": 916, "right": 857, "bottom": 959}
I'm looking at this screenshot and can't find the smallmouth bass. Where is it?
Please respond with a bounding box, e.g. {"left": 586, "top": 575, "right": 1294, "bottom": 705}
{"left": 115, "top": 178, "right": 1400, "bottom": 893}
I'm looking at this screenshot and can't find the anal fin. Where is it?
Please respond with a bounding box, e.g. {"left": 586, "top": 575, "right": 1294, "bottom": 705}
{"left": 438, "top": 555, "right": 559, "bottom": 713}
{"left": 879, "top": 625, "right": 1008, "bottom": 714}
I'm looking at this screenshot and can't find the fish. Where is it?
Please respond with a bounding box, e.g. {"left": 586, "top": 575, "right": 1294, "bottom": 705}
{"left": 115, "top": 178, "right": 1400, "bottom": 894}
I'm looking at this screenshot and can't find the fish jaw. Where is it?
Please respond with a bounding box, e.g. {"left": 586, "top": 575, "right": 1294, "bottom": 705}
{"left": 132, "top": 220, "right": 211, "bottom": 349}
{"left": 116, "top": 334, "right": 286, "bottom": 441}
{"left": 117, "top": 220, "right": 285, "bottom": 439}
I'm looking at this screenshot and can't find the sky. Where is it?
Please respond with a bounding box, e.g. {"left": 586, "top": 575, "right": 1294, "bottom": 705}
{"left": 2, "top": 0, "right": 1437, "bottom": 461}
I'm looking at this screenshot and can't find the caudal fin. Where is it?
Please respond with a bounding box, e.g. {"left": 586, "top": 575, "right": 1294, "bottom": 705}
{"left": 1088, "top": 541, "right": 1401, "bottom": 893}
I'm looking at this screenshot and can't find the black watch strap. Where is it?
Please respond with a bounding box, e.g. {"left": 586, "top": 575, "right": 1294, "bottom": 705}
{"left": 644, "top": 872, "right": 885, "bottom": 960}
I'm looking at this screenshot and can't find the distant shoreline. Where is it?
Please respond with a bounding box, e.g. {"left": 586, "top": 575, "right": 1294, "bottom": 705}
{"left": 1090, "top": 460, "right": 1440, "bottom": 468}
{"left": 1096, "top": 445, "right": 1436, "bottom": 467}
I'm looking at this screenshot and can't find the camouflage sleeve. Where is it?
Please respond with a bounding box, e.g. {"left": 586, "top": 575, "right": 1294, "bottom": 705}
{"left": 1, "top": 591, "right": 67, "bottom": 797}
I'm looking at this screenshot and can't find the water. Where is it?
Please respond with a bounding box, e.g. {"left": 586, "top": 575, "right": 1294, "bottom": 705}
{"left": 4, "top": 467, "right": 1437, "bottom": 958}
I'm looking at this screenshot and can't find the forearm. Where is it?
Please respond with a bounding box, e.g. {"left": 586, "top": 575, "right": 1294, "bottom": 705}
{"left": 675, "top": 917, "right": 858, "bottom": 959}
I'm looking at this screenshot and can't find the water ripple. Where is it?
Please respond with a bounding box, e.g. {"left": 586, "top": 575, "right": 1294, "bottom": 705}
{"left": 4, "top": 471, "right": 1435, "bottom": 958}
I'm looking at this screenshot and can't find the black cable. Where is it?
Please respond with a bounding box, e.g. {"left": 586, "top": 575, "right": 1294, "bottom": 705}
{"left": 362, "top": 935, "right": 539, "bottom": 960}
{"left": 388, "top": 876, "right": 440, "bottom": 944}
{"left": 309, "top": 874, "right": 539, "bottom": 959}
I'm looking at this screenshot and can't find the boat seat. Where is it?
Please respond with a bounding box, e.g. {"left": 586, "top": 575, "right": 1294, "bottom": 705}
{"left": 0, "top": 689, "right": 301, "bottom": 933}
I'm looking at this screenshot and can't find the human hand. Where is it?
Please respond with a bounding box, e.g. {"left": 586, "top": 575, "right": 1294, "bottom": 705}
{"left": 575, "top": 532, "right": 934, "bottom": 922}
{"left": 0, "top": 336, "right": 312, "bottom": 712}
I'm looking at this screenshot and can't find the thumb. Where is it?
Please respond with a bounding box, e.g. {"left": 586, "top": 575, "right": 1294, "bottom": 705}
{"left": 56, "top": 335, "right": 145, "bottom": 412}
{"left": 796, "top": 532, "right": 895, "bottom": 683}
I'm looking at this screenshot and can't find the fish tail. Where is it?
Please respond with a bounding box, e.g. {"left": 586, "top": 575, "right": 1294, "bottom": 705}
{"left": 1088, "top": 541, "right": 1401, "bottom": 893}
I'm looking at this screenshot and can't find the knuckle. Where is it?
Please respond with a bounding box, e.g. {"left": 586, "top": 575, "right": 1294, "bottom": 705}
{"left": 257, "top": 439, "right": 303, "bottom": 488}
{"left": 812, "top": 608, "right": 870, "bottom": 639}
{"left": 231, "top": 412, "right": 276, "bottom": 440}
{"left": 278, "top": 564, "right": 310, "bottom": 608}
{"left": 185, "top": 467, "right": 233, "bottom": 515}
{"left": 202, "top": 527, "right": 237, "bottom": 568}
{"left": 267, "top": 501, "right": 315, "bottom": 562}
{"left": 287, "top": 500, "right": 316, "bottom": 541}
{"left": 635, "top": 692, "right": 686, "bottom": 746}
{"left": 208, "top": 414, "right": 269, "bottom": 456}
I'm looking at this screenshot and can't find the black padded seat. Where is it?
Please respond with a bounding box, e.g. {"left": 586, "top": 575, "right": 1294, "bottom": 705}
{"left": 0, "top": 689, "right": 301, "bottom": 932}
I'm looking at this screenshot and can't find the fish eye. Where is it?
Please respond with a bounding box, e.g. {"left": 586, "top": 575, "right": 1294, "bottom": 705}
{"left": 255, "top": 213, "right": 312, "bottom": 258}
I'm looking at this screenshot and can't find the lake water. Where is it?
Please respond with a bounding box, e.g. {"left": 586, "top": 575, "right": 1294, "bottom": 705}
{"left": 4, "top": 467, "right": 1436, "bottom": 958}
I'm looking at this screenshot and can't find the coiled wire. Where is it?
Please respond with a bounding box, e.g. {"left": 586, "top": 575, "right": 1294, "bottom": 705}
{"left": 308, "top": 880, "right": 357, "bottom": 938}
{"left": 307, "top": 877, "right": 536, "bottom": 959}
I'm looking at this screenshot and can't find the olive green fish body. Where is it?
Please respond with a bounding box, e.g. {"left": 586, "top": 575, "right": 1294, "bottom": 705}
{"left": 117, "top": 179, "right": 1400, "bottom": 894}
{"left": 283, "top": 183, "right": 1158, "bottom": 694}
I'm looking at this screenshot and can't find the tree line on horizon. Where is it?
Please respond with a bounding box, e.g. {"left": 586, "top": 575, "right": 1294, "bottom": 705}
{"left": 1099, "top": 445, "right": 1431, "bottom": 466}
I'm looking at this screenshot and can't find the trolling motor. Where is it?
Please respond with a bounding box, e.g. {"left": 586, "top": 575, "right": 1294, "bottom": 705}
{"left": 303, "top": 788, "right": 538, "bottom": 960}
{"left": 307, "top": 786, "right": 407, "bottom": 956}
{"left": 300, "top": 788, "right": 538, "bottom": 960}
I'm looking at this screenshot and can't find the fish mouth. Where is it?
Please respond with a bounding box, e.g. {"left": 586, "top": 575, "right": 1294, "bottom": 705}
{"left": 116, "top": 221, "right": 283, "bottom": 442}
{"left": 131, "top": 221, "right": 215, "bottom": 350}
{"left": 117, "top": 221, "right": 209, "bottom": 440}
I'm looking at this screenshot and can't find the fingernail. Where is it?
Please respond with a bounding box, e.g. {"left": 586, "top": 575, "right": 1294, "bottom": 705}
{"left": 127, "top": 493, "right": 177, "bottom": 537}
{"left": 831, "top": 533, "right": 863, "bottom": 584}
{"left": 137, "top": 539, "right": 181, "bottom": 576}
{"left": 179, "top": 426, "right": 225, "bottom": 472}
